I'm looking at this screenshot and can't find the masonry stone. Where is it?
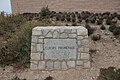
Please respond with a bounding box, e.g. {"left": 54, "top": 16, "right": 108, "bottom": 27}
{"left": 31, "top": 53, "right": 41, "bottom": 60}
{"left": 81, "top": 53, "right": 90, "bottom": 60}
{"left": 38, "top": 61, "right": 45, "bottom": 70}
{"left": 30, "top": 61, "right": 38, "bottom": 70}
{"left": 67, "top": 61, "right": 75, "bottom": 68}
{"left": 30, "top": 26, "right": 90, "bottom": 70}
{"left": 54, "top": 61, "right": 61, "bottom": 70}
{"left": 76, "top": 61, "right": 83, "bottom": 66}
{"left": 37, "top": 44, "right": 43, "bottom": 52}
{"left": 61, "top": 62, "right": 68, "bottom": 70}
{"left": 46, "top": 61, "right": 53, "bottom": 70}
{"left": 84, "top": 61, "right": 91, "bottom": 68}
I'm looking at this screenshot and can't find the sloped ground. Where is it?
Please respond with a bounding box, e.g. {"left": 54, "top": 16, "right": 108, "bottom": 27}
{"left": 0, "top": 24, "right": 120, "bottom": 80}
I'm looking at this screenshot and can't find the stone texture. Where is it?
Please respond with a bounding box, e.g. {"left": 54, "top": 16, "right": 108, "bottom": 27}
{"left": 76, "top": 60, "right": 83, "bottom": 66}
{"left": 32, "top": 29, "right": 42, "bottom": 36}
{"left": 78, "top": 47, "right": 84, "bottom": 52}
{"left": 30, "top": 26, "right": 90, "bottom": 70}
{"left": 38, "top": 61, "right": 45, "bottom": 70}
{"left": 30, "top": 61, "right": 38, "bottom": 70}
{"left": 67, "top": 61, "right": 75, "bottom": 68}
{"left": 54, "top": 61, "right": 61, "bottom": 70}
{"left": 69, "top": 34, "right": 77, "bottom": 38}
{"left": 61, "top": 62, "right": 68, "bottom": 70}
{"left": 38, "top": 39, "right": 43, "bottom": 43}
{"left": 77, "top": 36, "right": 84, "bottom": 40}
{"left": 81, "top": 53, "right": 90, "bottom": 60}
{"left": 32, "top": 36, "right": 38, "bottom": 43}
{"left": 77, "top": 27, "right": 88, "bottom": 36}
{"left": 77, "top": 53, "right": 81, "bottom": 60}
{"left": 84, "top": 61, "right": 91, "bottom": 68}
{"left": 40, "top": 53, "right": 44, "bottom": 60}
{"left": 71, "top": 29, "right": 77, "bottom": 33}
{"left": 44, "top": 39, "right": 77, "bottom": 60}
{"left": 46, "top": 32, "right": 53, "bottom": 38}
{"left": 84, "top": 48, "right": 89, "bottom": 52}
{"left": 31, "top": 46, "right": 36, "bottom": 53}
{"left": 78, "top": 41, "right": 81, "bottom": 46}
{"left": 60, "top": 33, "right": 68, "bottom": 38}
{"left": 53, "top": 31, "right": 59, "bottom": 38}
{"left": 37, "top": 44, "right": 43, "bottom": 52}
{"left": 81, "top": 39, "right": 89, "bottom": 45}
{"left": 46, "top": 61, "right": 53, "bottom": 70}
{"left": 31, "top": 53, "right": 41, "bottom": 60}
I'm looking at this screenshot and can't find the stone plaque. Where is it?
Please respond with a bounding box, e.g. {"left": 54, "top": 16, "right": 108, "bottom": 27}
{"left": 44, "top": 39, "right": 77, "bottom": 60}
{"left": 31, "top": 26, "right": 90, "bottom": 70}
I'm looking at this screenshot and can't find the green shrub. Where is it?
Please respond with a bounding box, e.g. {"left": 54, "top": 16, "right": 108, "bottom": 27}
{"left": 85, "top": 24, "right": 95, "bottom": 36}
{"left": 40, "top": 6, "right": 51, "bottom": 18}
{"left": 97, "top": 67, "right": 120, "bottom": 80}
{"left": 0, "top": 24, "right": 32, "bottom": 66}
{"left": 109, "top": 24, "right": 117, "bottom": 32}
{"left": 0, "top": 12, "right": 25, "bottom": 35}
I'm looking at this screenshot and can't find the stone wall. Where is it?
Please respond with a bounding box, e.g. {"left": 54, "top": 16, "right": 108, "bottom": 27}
{"left": 11, "top": 0, "right": 120, "bottom": 14}
{"left": 30, "top": 26, "right": 90, "bottom": 70}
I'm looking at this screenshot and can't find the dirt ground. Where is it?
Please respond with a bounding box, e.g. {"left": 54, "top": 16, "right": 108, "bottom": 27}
{"left": 1, "top": 0, "right": 120, "bottom": 80}
{"left": 0, "top": 24, "right": 120, "bottom": 80}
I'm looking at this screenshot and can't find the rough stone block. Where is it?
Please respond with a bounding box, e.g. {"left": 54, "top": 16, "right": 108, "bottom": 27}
{"left": 76, "top": 60, "right": 83, "bottom": 66}
{"left": 84, "top": 61, "right": 91, "bottom": 68}
{"left": 60, "top": 33, "right": 68, "bottom": 38}
{"left": 31, "top": 53, "right": 41, "bottom": 60}
{"left": 69, "top": 34, "right": 77, "bottom": 38}
{"left": 67, "top": 61, "right": 75, "bottom": 68}
{"left": 81, "top": 39, "right": 89, "bottom": 45}
{"left": 61, "top": 62, "right": 68, "bottom": 70}
{"left": 77, "top": 36, "right": 84, "bottom": 40}
{"left": 46, "top": 32, "right": 53, "bottom": 38}
{"left": 32, "top": 29, "right": 42, "bottom": 36}
{"left": 54, "top": 61, "right": 61, "bottom": 70}
{"left": 84, "top": 48, "right": 89, "bottom": 52}
{"left": 81, "top": 53, "right": 90, "bottom": 60}
{"left": 31, "top": 26, "right": 90, "bottom": 70}
{"left": 46, "top": 61, "right": 53, "bottom": 70}
{"left": 53, "top": 31, "right": 60, "bottom": 38}
{"left": 37, "top": 44, "right": 43, "bottom": 52}
{"left": 38, "top": 61, "right": 45, "bottom": 70}
{"left": 38, "top": 39, "right": 43, "bottom": 43}
{"left": 31, "top": 46, "right": 36, "bottom": 53}
{"left": 77, "top": 27, "right": 88, "bottom": 35}
{"left": 78, "top": 47, "right": 84, "bottom": 52}
{"left": 30, "top": 61, "right": 38, "bottom": 70}
{"left": 32, "top": 36, "right": 38, "bottom": 43}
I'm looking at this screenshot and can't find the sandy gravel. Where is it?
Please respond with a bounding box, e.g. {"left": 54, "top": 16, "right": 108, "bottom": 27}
{"left": 0, "top": 24, "right": 120, "bottom": 80}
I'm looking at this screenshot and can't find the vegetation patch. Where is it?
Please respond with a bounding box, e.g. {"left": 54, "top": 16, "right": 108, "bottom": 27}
{"left": 97, "top": 67, "right": 120, "bottom": 80}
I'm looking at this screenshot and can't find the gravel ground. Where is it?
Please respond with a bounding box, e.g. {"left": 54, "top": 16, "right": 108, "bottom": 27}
{"left": 0, "top": 24, "right": 120, "bottom": 80}
{"left": 1, "top": 0, "right": 120, "bottom": 79}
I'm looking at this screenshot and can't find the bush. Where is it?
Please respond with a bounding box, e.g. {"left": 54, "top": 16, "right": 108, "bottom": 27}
{"left": 40, "top": 6, "right": 51, "bottom": 18}
{"left": 44, "top": 76, "right": 53, "bottom": 80}
{"left": 85, "top": 24, "right": 95, "bottom": 36}
{"left": 0, "top": 25, "right": 32, "bottom": 66}
{"left": 100, "top": 25, "right": 106, "bottom": 30}
{"left": 91, "top": 34, "right": 101, "bottom": 41}
{"left": 113, "top": 27, "right": 120, "bottom": 35}
{"left": 109, "top": 24, "right": 117, "bottom": 32}
{"left": 96, "top": 19, "right": 103, "bottom": 25}
{"left": 97, "top": 67, "right": 120, "bottom": 80}
{"left": 0, "top": 12, "right": 25, "bottom": 35}
{"left": 106, "top": 19, "right": 112, "bottom": 25}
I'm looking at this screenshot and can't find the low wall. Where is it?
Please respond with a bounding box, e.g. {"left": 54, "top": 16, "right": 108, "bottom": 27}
{"left": 30, "top": 26, "right": 90, "bottom": 70}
